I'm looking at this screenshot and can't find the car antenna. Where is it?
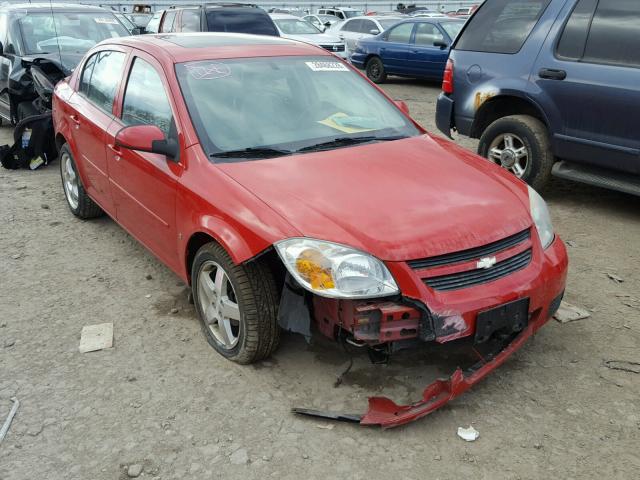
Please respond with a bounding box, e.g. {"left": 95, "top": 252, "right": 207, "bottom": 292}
{"left": 48, "top": 0, "right": 63, "bottom": 68}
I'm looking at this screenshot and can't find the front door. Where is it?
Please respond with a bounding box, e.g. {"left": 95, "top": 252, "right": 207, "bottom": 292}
{"left": 407, "top": 22, "right": 450, "bottom": 79}
{"left": 106, "top": 53, "right": 181, "bottom": 269}
{"left": 532, "top": 0, "right": 640, "bottom": 174}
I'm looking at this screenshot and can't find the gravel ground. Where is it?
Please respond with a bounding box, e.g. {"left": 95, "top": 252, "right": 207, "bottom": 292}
{"left": 1, "top": 78, "right": 639, "bottom": 480}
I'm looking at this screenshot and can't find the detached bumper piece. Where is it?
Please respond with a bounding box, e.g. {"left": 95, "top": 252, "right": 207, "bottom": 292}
{"left": 293, "top": 311, "right": 546, "bottom": 428}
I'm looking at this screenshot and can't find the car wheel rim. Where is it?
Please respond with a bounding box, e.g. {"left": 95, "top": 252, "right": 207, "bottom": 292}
{"left": 197, "top": 261, "right": 241, "bottom": 349}
{"left": 61, "top": 152, "right": 79, "bottom": 210}
{"left": 488, "top": 133, "right": 528, "bottom": 178}
{"left": 369, "top": 62, "right": 380, "bottom": 79}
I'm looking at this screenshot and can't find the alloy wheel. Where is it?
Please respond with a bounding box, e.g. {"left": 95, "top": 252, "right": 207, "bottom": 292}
{"left": 61, "top": 152, "right": 79, "bottom": 210}
{"left": 488, "top": 133, "right": 529, "bottom": 178}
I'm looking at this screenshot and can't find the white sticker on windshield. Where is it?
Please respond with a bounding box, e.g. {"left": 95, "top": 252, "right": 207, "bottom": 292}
{"left": 95, "top": 17, "right": 119, "bottom": 24}
{"left": 305, "top": 61, "right": 349, "bottom": 72}
{"left": 186, "top": 62, "right": 231, "bottom": 80}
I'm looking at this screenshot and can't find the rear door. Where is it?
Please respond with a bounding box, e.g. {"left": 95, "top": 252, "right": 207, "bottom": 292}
{"left": 532, "top": 0, "right": 640, "bottom": 173}
{"left": 380, "top": 23, "right": 414, "bottom": 74}
{"left": 66, "top": 48, "right": 128, "bottom": 215}
{"left": 407, "top": 22, "right": 450, "bottom": 79}
{"left": 106, "top": 52, "right": 182, "bottom": 269}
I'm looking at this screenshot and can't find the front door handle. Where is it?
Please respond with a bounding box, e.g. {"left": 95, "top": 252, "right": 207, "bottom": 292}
{"left": 70, "top": 114, "right": 81, "bottom": 128}
{"left": 539, "top": 68, "right": 566, "bottom": 80}
{"left": 107, "top": 144, "right": 121, "bottom": 161}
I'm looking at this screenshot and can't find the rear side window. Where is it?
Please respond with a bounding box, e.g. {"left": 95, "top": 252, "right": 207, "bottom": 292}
{"left": 386, "top": 23, "right": 413, "bottom": 43}
{"left": 206, "top": 10, "right": 278, "bottom": 36}
{"left": 582, "top": 0, "right": 640, "bottom": 68}
{"left": 456, "top": 0, "right": 552, "bottom": 54}
{"left": 83, "top": 51, "right": 126, "bottom": 114}
{"left": 556, "top": 0, "right": 598, "bottom": 60}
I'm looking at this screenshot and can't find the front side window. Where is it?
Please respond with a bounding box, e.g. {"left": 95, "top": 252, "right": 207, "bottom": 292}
{"left": 275, "top": 19, "right": 321, "bottom": 35}
{"left": 341, "top": 19, "right": 360, "bottom": 32}
{"left": 456, "top": 0, "right": 552, "bottom": 54}
{"left": 386, "top": 23, "right": 413, "bottom": 43}
{"left": 176, "top": 56, "right": 419, "bottom": 161}
{"left": 122, "top": 58, "right": 173, "bottom": 137}
{"left": 17, "top": 11, "right": 128, "bottom": 55}
{"left": 582, "top": 0, "right": 640, "bottom": 68}
{"left": 85, "top": 51, "right": 126, "bottom": 113}
{"left": 180, "top": 9, "right": 201, "bottom": 32}
{"left": 359, "top": 19, "right": 377, "bottom": 34}
{"left": 440, "top": 21, "right": 464, "bottom": 41}
{"left": 414, "top": 23, "right": 444, "bottom": 45}
{"left": 206, "top": 10, "right": 278, "bottom": 36}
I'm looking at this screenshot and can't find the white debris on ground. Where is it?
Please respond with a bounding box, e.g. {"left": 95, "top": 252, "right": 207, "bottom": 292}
{"left": 554, "top": 302, "right": 591, "bottom": 323}
{"left": 457, "top": 425, "right": 480, "bottom": 442}
{"left": 78, "top": 323, "right": 114, "bottom": 353}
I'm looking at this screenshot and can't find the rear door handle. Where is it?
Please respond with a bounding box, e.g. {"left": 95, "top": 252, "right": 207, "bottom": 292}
{"left": 539, "top": 68, "right": 566, "bottom": 80}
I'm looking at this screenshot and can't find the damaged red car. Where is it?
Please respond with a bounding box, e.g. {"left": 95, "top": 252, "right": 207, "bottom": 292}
{"left": 53, "top": 33, "right": 568, "bottom": 427}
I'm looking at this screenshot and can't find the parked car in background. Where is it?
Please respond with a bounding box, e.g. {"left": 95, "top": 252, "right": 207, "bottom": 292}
{"left": 331, "top": 15, "right": 404, "bottom": 56}
{"left": 143, "top": 9, "right": 163, "bottom": 33}
{"left": 411, "top": 12, "right": 448, "bottom": 18}
{"left": 270, "top": 14, "right": 346, "bottom": 59}
{"left": 151, "top": 3, "right": 278, "bottom": 36}
{"left": 114, "top": 12, "right": 143, "bottom": 34}
{"left": 52, "top": 33, "right": 567, "bottom": 428}
{"left": 302, "top": 13, "right": 340, "bottom": 32}
{"left": 126, "top": 12, "right": 153, "bottom": 29}
{"left": 0, "top": 2, "right": 129, "bottom": 124}
{"left": 436, "top": 0, "right": 640, "bottom": 195}
{"left": 317, "top": 7, "right": 364, "bottom": 20}
{"left": 268, "top": 8, "right": 307, "bottom": 17}
{"left": 352, "top": 18, "right": 464, "bottom": 83}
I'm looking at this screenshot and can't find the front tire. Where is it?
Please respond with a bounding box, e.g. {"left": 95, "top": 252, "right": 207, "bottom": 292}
{"left": 59, "top": 144, "right": 104, "bottom": 219}
{"left": 366, "top": 56, "right": 387, "bottom": 84}
{"left": 478, "top": 115, "right": 554, "bottom": 191}
{"left": 192, "top": 242, "right": 280, "bottom": 364}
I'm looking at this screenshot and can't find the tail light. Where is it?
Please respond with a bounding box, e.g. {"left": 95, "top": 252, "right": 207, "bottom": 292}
{"left": 442, "top": 59, "right": 454, "bottom": 94}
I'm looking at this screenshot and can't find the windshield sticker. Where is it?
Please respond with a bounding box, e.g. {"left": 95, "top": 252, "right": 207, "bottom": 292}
{"left": 318, "top": 113, "right": 375, "bottom": 134}
{"left": 305, "top": 61, "right": 349, "bottom": 72}
{"left": 94, "top": 17, "right": 119, "bottom": 24}
{"left": 186, "top": 62, "right": 231, "bottom": 80}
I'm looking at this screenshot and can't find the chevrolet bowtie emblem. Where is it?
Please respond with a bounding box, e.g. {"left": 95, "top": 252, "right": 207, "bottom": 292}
{"left": 476, "top": 256, "right": 497, "bottom": 269}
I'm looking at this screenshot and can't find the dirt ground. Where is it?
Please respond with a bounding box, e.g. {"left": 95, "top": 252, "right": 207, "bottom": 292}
{"left": 1, "top": 78, "right": 639, "bottom": 480}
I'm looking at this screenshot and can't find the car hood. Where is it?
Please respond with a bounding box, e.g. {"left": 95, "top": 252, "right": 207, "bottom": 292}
{"left": 218, "top": 135, "right": 532, "bottom": 262}
{"left": 280, "top": 32, "right": 342, "bottom": 44}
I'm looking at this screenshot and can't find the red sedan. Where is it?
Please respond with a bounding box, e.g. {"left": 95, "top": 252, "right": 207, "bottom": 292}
{"left": 53, "top": 33, "right": 567, "bottom": 427}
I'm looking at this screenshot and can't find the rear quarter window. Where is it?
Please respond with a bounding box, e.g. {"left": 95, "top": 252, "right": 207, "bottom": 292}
{"left": 456, "top": 0, "right": 552, "bottom": 54}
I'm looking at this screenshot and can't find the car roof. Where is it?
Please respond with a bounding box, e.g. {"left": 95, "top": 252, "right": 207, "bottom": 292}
{"left": 2, "top": 3, "right": 111, "bottom": 13}
{"left": 106, "top": 33, "right": 331, "bottom": 63}
{"left": 269, "top": 13, "right": 303, "bottom": 20}
{"left": 354, "top": 15, "right": 404, "bottom": 21}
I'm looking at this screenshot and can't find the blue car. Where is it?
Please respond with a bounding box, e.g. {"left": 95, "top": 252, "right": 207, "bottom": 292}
{"left": 436, "top": 0, "right": 640, "bottom": 194}
{"left": 351, "top": 18, "right": 465, "bottom": 84}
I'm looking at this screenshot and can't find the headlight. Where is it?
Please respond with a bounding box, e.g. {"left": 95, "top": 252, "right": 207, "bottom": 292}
{"left": 275, "top": 238, "right": 399, "bottom": 299}
{"left": 528, "top": 186, "right": 554, "bottom": 249}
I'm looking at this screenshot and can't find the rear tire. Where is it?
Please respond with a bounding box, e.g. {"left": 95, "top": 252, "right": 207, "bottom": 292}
{"left": 192, "top": 242, "right": 280, "bottom": 364}
{"left": 366, "top": 56, "right": 387, "bottom": 84}
{"left": 478, "top": 115, "right": 554, "bottom": 191}
{"left": 59, "top": 144, "right": 104, "bottom": 219}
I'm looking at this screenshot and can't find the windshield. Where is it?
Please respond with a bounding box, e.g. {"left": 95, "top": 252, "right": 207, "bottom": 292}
{"left": 379, "top": 18, "right": 404, "bottom": 30}
{"left": 344, "top": 11, "right": 365, "bottom": 18}
{"left": 440, "top": 21, "right": 464, "bottom": 40}
{"left": 176, "top": 56, "right": 419, "bottom": 161}
{"left": 276, "top": 19, "right": 321, "bottom": 35}
{"left": 17, "top": 12, "right": 128, "bottom": 55}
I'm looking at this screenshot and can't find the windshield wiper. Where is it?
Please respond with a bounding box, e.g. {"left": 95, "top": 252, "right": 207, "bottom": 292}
{"left": 210, "top": 146, "right": 292, "bottom": 159}
{"left": 296, "top": 135, "right": 407, "bottom": 153}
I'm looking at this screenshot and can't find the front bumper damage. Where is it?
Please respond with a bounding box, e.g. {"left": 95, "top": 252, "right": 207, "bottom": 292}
{"left": 294, "top": 306, "right": 555, "bottom": 428}
{"left": 292, "top": 236, "right": 568, "bottom": 428}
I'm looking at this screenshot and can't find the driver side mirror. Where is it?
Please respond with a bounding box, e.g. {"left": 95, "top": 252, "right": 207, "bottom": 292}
{"left": 115, "top": 124, "right": 179, "bottom": 160}
{"left": 434, "top": 40, "right": 448, "bottom": 49}
{"left": 369, "top": 28, "right": 380, "bottom": 35}
{"left": 394, "top": 100, "right": 410, "bottom": 116}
